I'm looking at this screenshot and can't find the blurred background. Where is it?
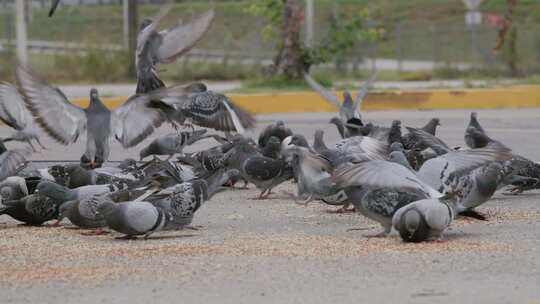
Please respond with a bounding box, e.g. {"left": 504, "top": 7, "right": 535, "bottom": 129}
{"left": 0, "top": 0, "right": 538, "bottom": 91}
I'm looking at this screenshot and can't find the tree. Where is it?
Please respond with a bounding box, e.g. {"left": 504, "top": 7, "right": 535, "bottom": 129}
{"left": 247, "top": 0, "right": 382, "bottom": 80}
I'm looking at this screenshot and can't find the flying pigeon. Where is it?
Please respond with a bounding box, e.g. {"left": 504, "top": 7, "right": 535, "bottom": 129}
{"left": 0, "top": 82, "right": 45, "bottom": 151}
{"left": 136, "top": 6, "right": 214, "bottom": 94}
{"left": 16, "top": 65, "right": 188, "bottom": 169}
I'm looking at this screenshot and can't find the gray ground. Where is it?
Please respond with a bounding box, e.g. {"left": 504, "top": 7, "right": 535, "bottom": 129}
{"left": 1, "top": 109, "right": 540, "bottom": 304}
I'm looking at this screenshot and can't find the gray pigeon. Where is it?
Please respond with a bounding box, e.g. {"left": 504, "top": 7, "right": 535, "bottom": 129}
{"left": 1, "top": 193, "right": 60, "bottom": 226}
{"left": 392, "top": 194, "right": 458, "bottom": 242}
{"left": 149, "top": 168, "right": 239, "bottom": 230}
{"left": 258, "top": 121, "right": 293, "bottom": 148}
{"left": 0, "top": 176, "right": 30, "bottom": 209}
{"left": 401, "top": 118, "right": 440, "bottom": 150}
{"left": 225, "top": 141, "right": 293, "bottom": 199}
{"left": 16, "top": 65, "right": 185, "bottom": 169}
{"left": 406, "top": 127, "right": 512, "bottom": 192}
{"left": 136, "top": 6, "right": 214, "bottom": 94}
{"left": 260, "top": 136, "right": 282, "bottom": 159}
{"left": 0, "top": 147, "right": 28, "bottom": 182}
{"left": 332, "top": 160, "right": 442, "bottom": 237}
{"left": 97, "top": 199, "right": 169, "bottom": 239}
{"left": 280, "top": 144, "right": 343, "bottom": 208}
{"left": 35, "top": 180, "right": 127, "bottom": 205}
{"left": 57, "top": 197, "right": 107, "bottom": 230}
{"left": 0, "top": 82, "right": 45, "bottom": 151}
{"left": 139, "top": 129, "right": 211, "bottom": 160}
{"left": 151, "top": 90, "right": 256, "bottom": 133}
{"left": 304, "top": 71, "right": 377, "bottom": 138}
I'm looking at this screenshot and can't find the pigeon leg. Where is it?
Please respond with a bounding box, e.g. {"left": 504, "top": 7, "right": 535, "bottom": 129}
{"left": 250, "top": 189, "right": 269, "bottom": 200}
{"left": 81, "top": 228, "right": 110, "bottom": 236}
{"left": 363, "top": 226, "right": 391, "bottom": 238}
{"left": 116, "top": 234, "right": 137, "bottom": 240}
{"left": 295, "top": 195, "right": 313, "bottom": 206}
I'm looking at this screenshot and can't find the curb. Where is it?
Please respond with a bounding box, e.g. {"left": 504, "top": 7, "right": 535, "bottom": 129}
{"left": 71, "top": 85, "right": 540, "bottom": 114}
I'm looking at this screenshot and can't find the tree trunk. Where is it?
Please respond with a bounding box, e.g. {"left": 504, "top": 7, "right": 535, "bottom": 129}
{"left": 268, "top": 0, "right": 306, "bottom": 79}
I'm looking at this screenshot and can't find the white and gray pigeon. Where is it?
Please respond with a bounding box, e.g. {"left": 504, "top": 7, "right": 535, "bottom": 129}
{"left": 16, "top": 65, "right": 189, "bottom": 169}
{"left": 139, "top": 129, "right": 214, "bottom": 160}
{"left": 392, "top": 194, "right": 459, "bottom": 242}
{"left": 0, "top": 82, "right": 45, "bottom": 151}
{"left": 331, "top": 159, "right": 442, "bottom": 237}
{"left": 136, "top": 6, "right": 214, "bottom": 94}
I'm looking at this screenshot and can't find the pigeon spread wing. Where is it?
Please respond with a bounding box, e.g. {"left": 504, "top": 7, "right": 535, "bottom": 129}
{"left": 156, "top": 10, "right": 215, "bottom": 64}
{"left": 180, "top": 91, "right": 255, "bottom": 132}
{"left": 0, "top": 150, "right": 28, "bottom": 182}
{"left": 112, "top": 94, "right": 166, "bottom": 148}
{"left": 351, "top": 70, "right": 377, "bottom": 116}
{"left": 303, "top": 73, "right": 342, "bottom": 110}
{"left": 16, "top": 65, "right": 86, "bottom": 145}
{"left": 0, "top": 82, "right": 33, "bottom": 131}
{"left": 332, "top": 160, "right": 441, "bottom": 198}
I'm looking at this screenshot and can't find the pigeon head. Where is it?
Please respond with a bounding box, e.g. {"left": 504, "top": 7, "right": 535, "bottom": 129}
{"left": 397, "top": 207, "right": 430, "bottom": 243}
{"left": 276, "top": 120, "right": 285, "bottom": 127}
{"left": 89, "top": 88, "right": 99, "bottom": 99}
{"left": 58, "top": 200, "right": 77, "bottom": 220}
{"left": 390, "top": 142, "right": 404, "bottom": 152}
{"left": 64, "top": 165, "right": 92, "bottom": 188}
{"left": 0, "top": 186, "right": 12, "bottom": 201}
{"left": 139, "top": 18, "right": 153, "bottom": 31}
{"left": 342, "top": 91, "right": 353, "bottom": 103}
{"left": 432, "top": 118, "right": 441, "bottom": 126}
{"left": 36, "top": 180, "right": 73, "bottom": 202}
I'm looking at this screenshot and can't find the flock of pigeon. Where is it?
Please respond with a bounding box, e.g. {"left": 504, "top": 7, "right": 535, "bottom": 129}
{"left": 1, "top": 4, "right": 540, "bottom": 243}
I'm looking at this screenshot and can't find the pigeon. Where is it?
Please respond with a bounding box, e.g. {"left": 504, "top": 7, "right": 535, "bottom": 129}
{"left": 136, "top": 6, "right": 214, "bottom": 94}
{"left": 310, "top": 130, "right": 361, "bottom": 167}
{"left": 149, "top": 168, "right": 239, "bottom": 230}
{"left": 16, "top": 65, "right": 188, "bottom": 169}
{"left": 258, "top": 121, "right": 293, "bottom": 147}
{"left": 35, "top": 180, "right": 127, "bottom": 205}
{"left": 392, "top": 194, "right": 458, "bottom": 242}
{"left": 0, "top": 146, "right": 28, "bottom": 182}
{"left": 0, "top": 177, "right": 30, "bottom": 210}
{"left": 1, "top": 193, "right": 60, "bottom": 226}
{"left": 48, "top": 0, "right": 60, "bottom": 17}
{"left": 401, "top": 118, "right": 440, "bottom": 150}
{"left": 304, "top": 71, "right": 376, "bottom": 138}
{"left": 225, "top": 141, "right": 293, "bottom": 199}
{"left": 139, "top": 129, "right": 212, "bottom": 160}
{"left": 407, "top": 127, "right": 512, "bottom": 192}
{"left": 150, "top": 89, "right": 256, "bottom": 134}
{"left": 332, "top": 160, "right": 441, "bottom": 237}
{"left": 0, "top": 82, "right": 45, "bottom": 151}
{"left": 465, "top": 112, "right": 486, "bottom": 148}
{"left": 57, "top": 197, "right": 107, "bottom": 230}
{"left": 97, "top": 199, "right": 169, "bottom": 239}
{"left": 260, "top": 136, "right": 282, "bottom": 159}
{"left": 281, "top": 143, "right": 342, "bottom": 207}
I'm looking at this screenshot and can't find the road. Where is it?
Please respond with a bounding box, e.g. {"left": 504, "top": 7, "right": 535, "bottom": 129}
{"left": 1, "top": 108, "right": 539, "bottom": 304}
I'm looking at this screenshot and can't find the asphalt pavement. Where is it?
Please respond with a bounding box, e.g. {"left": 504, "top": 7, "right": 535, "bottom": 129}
{"left": 1, "top": 108, "right": 539, "bottom": 304}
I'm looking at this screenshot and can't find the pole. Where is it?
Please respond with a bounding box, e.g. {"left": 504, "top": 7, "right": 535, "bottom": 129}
{"left": 305, "top": 0, "right": 314, "bottom": 48}
{"left": 123, "top": 0, "right": 129, "bottom": 49}
{"left": 15, "top": 0, "right": 27, "bottom": 65}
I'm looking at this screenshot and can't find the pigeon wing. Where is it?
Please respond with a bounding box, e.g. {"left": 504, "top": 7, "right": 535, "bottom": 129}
{"left": 16, "top": 65, "right": 86, "bottom": 145}
{"left": 156, "top": 10, "right": 215, "bottom": 64}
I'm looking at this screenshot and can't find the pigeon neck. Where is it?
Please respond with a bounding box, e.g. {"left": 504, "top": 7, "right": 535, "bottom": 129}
{"left": 313, "top": 132, "right": 328, "bottom": 152}
{"left": 424, "top": 119, "right": 439, "bottom": 135}
{"left": 89, "top": 96, "right": 108, "bottom": 112}
{"left": 42, "top": 183, "right": 76, "bottom": 202}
